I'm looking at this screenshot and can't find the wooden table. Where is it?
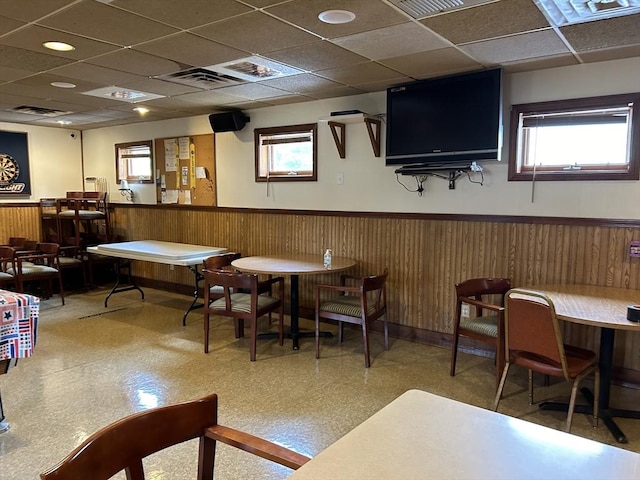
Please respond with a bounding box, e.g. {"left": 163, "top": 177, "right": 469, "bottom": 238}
{"left": 88, "top": 241, "right": 227, "bottom": 324}
{"left": 287, "top": 389, "right": 640, "bottom": 480}
{"left": 0, "top": 289, "right": 39, "bottom": 433}
{"left": 232, "top": 254, "right": 356, "bottom": 349}
{"left": 531, "top": 284, "right": 640, "bottom": 443}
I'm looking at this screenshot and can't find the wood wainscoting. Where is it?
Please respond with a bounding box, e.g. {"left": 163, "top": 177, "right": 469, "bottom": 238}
{"left": 2, "top": 203, "right": 639, "bottom": 379}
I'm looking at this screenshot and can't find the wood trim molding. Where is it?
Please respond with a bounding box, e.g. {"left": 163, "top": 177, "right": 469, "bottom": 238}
{"left": 110, "top": 203, "right": 640, "bottom": 228}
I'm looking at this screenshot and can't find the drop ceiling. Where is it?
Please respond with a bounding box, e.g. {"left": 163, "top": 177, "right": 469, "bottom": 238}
{"left": 0, "top": 0, "right": 638, "bottom": 130}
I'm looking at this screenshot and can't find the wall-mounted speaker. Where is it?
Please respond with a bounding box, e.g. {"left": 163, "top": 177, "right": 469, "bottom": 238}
{"left": 208, "top": 111, "right": 249, "bottom": 132}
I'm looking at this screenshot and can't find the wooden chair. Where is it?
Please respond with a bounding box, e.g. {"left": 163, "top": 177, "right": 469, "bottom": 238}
{"left": 314, "top": 269, "right": 389, "bottom": 368}
{"left": 39, "top": 392, "right": 310, "bottom": 480}
{"left": 0, "top": 246, "right": 17, "bottom": 290}
{"left": 199, "top": 252, "right": 242, "bottom": 329}
{"left": 493, "top": 288, "right": 600, "bottom": 432}
{"left": 58, "top": 244, "right": 88, "bottom": 291}
{"left": 10, "top": 242, "right": 65, "bottom": 305}
{"left": 450, "top": 277, "right": 511, "bottom": 386}
{"left": 202, "top": 269, "right": 284, "bottom": 361}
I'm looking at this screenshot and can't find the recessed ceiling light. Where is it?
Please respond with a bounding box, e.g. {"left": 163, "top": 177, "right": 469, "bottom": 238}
{"left": 50, "top": 81, "right": 77, "bottom": 89}
{"left": 133, "top": 107, "right": 149, "bottom": 114}
{"left": 43, "top": 41, "right": 75, "bottom": 52}
{"left": 56, "top": 120, "right": 72, "bottom": 125}
{"left": 318, "top": 9, "right": 356, "bottom": 24}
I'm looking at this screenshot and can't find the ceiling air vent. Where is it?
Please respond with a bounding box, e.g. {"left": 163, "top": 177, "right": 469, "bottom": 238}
{"left": 156, "top": 68, "right": 245, "bottom": 89}
{"left": 12, "top": 105, "right": 72, "bottom": 117}
{"left": 387, "top": 0, "right": 494, "bottom": 18}
{"left": 207, "top": 56, "right": 304, "bottom": 83}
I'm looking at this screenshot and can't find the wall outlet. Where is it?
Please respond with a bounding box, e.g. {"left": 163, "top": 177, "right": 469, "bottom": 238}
{"left": 169, "top": 264, "right": 175, "bottom": 270}
{"left": 461, "top": 304, "right": 470, "bottom": 317}
{"left": 336, "top": 172, "right": 344, "bottom": 185}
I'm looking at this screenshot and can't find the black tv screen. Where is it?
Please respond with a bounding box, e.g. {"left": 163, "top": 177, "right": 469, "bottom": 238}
{"left": 385, "top": 68, "right": 503, "bottom": 167}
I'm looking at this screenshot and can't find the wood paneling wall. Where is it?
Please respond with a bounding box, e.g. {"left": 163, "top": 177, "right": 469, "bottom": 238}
{"left": 2, "top": 203, "right": 639, "bottom": 373}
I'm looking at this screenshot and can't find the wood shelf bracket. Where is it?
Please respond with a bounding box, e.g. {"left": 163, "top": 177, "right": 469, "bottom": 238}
{"left": 328, "top": 121, "right": 346, "bottom": 159}
{"left": 325, "top": 115, "right": 382, "bottom": 159}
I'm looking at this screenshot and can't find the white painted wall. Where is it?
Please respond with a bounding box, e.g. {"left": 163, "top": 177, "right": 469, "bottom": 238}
{"left": 2, "top": 58, "right": 639, "bottom": 219}
{"left": 0, "top": 124, "right": 83, "bottom": 201}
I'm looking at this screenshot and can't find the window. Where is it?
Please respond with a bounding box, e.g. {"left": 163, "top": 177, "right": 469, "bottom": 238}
{"left": 508, "top": 93, "right": 639, "bottom": 181}
{"left": 255, "top": 124, "right": 317, "bottom": 182}
{"left": 115, "top": 140, "right": 154, "bottom": 184}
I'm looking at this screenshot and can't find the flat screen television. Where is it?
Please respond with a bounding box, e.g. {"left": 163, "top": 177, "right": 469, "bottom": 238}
{"left": 385, "top": 68, "right": 503, "bottom": 169}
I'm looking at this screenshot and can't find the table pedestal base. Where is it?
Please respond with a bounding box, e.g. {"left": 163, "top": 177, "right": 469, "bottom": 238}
{"left": 539, "top": 387, "right": 640, "bottom": 444}
{"left": 257, "top": 329, "right": 333, "bottom": 350}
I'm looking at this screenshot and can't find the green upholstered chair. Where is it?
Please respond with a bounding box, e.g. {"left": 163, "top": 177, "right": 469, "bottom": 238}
{"left": 449, "top": 277, "right": 511, "bottom": 386}
{"left": 314, "top": 269, "right": 389, "bottom": 368}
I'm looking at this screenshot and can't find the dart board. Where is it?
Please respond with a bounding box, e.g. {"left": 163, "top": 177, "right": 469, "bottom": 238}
{"left": 0, "top": 153, "right": 20, "bottom": 186}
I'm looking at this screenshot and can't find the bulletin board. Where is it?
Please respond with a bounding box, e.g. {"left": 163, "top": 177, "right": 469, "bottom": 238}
{"left": 154, "top": 134, "right": 216, "bottom": 206}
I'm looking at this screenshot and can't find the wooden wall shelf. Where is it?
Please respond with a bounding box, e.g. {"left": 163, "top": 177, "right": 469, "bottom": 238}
{"left": 319, "top": 113, "right": 381, "bottom": 158}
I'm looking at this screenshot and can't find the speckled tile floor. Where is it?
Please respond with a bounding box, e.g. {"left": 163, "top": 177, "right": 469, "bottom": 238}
{"left": 1, "top": 287, "right": 638, "bottom": 479}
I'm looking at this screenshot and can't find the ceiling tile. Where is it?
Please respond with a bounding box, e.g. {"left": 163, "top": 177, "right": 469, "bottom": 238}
{"left": 193, "top": 11, "right": 319, "bottom": 54}
{"left": 420, "top": 0, "right": 549, "bottom": 44}
{"left": 306, "top": 85, "right": 365, "bottom": 99}
{"left": 315, "top": 61, "right": 403, "bottom": 85}
{"left": 119, "top": 78, "right": 202, "bottom": 97}
{"left": 460, "top": 30, "right": 570, "bottom": 64}
{"left": 87, "top": 50, "right": 183, "bottom": 77}
{"left": 39, "top": 1, "right": 179, "bottom": 46}
{"left": 501, "top": 54, "right": 579, "bottom": 73}
{"left": 331, "top": 22, "right": 450, "bottom": 60}
{"left": 0, "top": 0, "right": 75, "bottom": 22}
{"left": 0, "top": 66, "right": 34, "bottom": 82}
{"left": 578, "top": 45, "right": 640, "bottom": 63}
{"left": 214, "top": 83, "right": 290, "bottom": 100}
{"left": 48, "top": 62, "right": 145, "bottom": 85}
{"left": 134, "top": 33, "right": 249, "bottom": 69}
{"left": 560, "top": 14, "right": 640, "bottom": 52}
{"left": 266, "top": 0, "right": 407, "bottom": 38}
{"left": 0, "top": 44, "right": 74, "bottom": 72}
{"left": 258, "top": 73, "right": 344, "bottom": 93}
{"left": 0, "top": 15, "right": 25, "bottom": 35}
{"left": 109, "top": 0, "right": 253, "bottom": 29}
{"left": 1, "top": 25, "right": 122, "bottom": 61}
{"left": 379, "top": 48, "right": 482, "bottom": 78}
{"left": 265, "top": 41, "right": 368, "bottom": 72}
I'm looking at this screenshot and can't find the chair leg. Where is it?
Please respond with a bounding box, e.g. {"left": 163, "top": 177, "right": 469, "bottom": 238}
{"left": 361, "top": 321, "right": 371, "bottom": 368}
{"left": 528, "top": 369, "right": 534, "bottom": 405}
{"left": 338, "top": 321, "right": 344, "bottom": 343}
{"left": 449, "top": 330, "right": 460, "bottom": 377}
{"left": 566, "top": 378, "right": 580, "bottom": 432}
{"left": 493, "top": 362, "right": 510, "bottom": 411}
{"left": 277, "top": 307, "right": 284, "bottom": 346}
{"left": 593, "top": 368, "right": 600, "bottom": 428}
{"left": 249, "top": 319, "right": 257, "bottom": 362}
{"left": 383, "top": 316, "right": 389, "bottom": 351}
{"left": 57, "top": 274, "right": 65, "bottom": 305}
{"left": 315, "top": 311, "right": 321, "bottom": 360}
{"left": 204, "top": 313, "right": 210, "bottom": 353}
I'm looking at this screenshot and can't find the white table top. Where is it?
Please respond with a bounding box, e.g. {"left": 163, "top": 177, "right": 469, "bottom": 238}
{"left": 287, "top": 390, "right": 640, "bottom": 480}
{"left": 87, "top": 241, "right": 227, "bottom": 266}
{"left": 232, "top": 254, "right": 356, "bottom": 276}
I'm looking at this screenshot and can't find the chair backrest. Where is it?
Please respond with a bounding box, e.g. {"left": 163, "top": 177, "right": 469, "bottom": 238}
{"left": 0, "top": 245, "right": 16, "bottom": 271}
{"left": 360, "top": 269, "right": 388, "bottom": 311}
{"left": 204, "top": 269, "right": 259, "bottom": 306}
{"left": 505, "top": 288, "right": 569, "bottom": 376}
{"left": 203, "top": 252, "right": 241, "bottom": 271}
{"left": 40, "top": 393, "right": 219, "bottom": 480}
{"left": 8, "top": 237, "right": 26, "bottom": 248}
{"left": 456, "top": 277, "right": 511, "bottom": 315}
